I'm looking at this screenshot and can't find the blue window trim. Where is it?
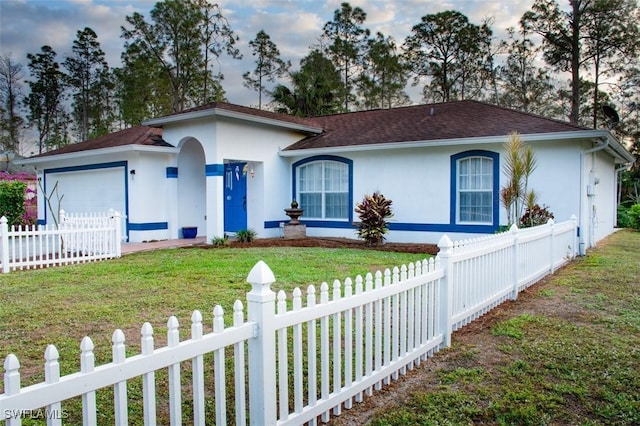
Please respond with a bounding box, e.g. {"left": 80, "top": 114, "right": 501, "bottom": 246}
{"left": 42, "top": 161, "right": 130, "bottom": 240}
{"left": 450, "top": 150, "right": 500, "bottom": 232}
{"left": 292, "top": 155, "right": 354, "bottom": 225}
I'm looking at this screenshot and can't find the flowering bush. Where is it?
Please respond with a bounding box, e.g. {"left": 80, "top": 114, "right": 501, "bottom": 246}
{"left": 0, "top": 171, "right": 37, "bottom": 226}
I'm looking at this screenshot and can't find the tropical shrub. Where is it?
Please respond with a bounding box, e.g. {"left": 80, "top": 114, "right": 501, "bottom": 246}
{"left": 520, "top": 204, "right": 554, "bottom": 228}
{"left": 236, "top": 229, "right": 257, "bottom": 243}
{"left": 0, "top": 172, "right": 37, "bottom": 226}
{"left": 617, "top": 205, "right": 633, "bottom": 228}
{"left": 0, "top": 180, "right": 28, "bottom": 227}
{"left": 354, "top": 191, "right": 393, "bottom": 246}
{"left": 500, "top": 132, "right": 538, "bottom": 226}
{"left": 627, "top": 204, "right": 640, "bottom": 229}
{"left": 211, "top": 235, "right": 229, "bottom": 247}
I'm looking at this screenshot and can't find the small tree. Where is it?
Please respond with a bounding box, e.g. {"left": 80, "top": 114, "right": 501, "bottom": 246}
{"left": 501, "top": 132, "right": 537, "bottom": 226}
{"left": 354, "top": 191, "right": 393, "bottom": 246}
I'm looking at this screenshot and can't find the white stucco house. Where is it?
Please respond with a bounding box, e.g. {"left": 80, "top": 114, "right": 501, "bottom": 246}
{"left": 18, "top": 100, "right": 634, "bottom": 252}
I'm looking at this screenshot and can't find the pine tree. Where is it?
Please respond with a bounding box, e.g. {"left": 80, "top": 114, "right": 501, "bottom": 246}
{"left": 242, "top": 30, "right": 290, "bottom": 109}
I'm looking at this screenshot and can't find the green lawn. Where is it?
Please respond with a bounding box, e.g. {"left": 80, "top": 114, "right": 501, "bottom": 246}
{"left": 0, "top": 246, "right": 426, "bottom": 386}
{"left": 364, "top": 229, "right": 640, "bottom": 426}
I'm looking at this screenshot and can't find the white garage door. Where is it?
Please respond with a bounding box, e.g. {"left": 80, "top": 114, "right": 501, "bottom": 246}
{"left": 45, "top": 166, "right": 126, "bottom": 228}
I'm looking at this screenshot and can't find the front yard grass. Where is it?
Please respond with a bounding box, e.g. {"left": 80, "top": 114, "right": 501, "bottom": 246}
{"left": 0, "top": 246, "right": 426, "bottom": 387}
{"left": 364, "top": 229, "right": 640, "bottom": 426}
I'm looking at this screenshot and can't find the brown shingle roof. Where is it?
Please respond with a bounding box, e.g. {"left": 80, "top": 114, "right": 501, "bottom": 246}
{"left": 34, "top": 126, "right": 173, "bottom": 157}
{"left": 31, "top": 101, "right": 591, "bottom": 158}
{"left": 285, "top": 100, "right": 588, "bottom": 151}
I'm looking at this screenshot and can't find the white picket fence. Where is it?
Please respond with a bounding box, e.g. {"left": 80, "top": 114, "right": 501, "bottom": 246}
{"left": 0, "top": 210, "right": 122, "bottom": 273}
{"left": 0, "top": 217, "right": 577, "bottom": 425}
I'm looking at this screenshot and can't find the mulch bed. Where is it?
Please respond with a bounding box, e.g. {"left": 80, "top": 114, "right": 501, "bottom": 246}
{"left": 187, "top": 236, "right": 440, "bottom": 255}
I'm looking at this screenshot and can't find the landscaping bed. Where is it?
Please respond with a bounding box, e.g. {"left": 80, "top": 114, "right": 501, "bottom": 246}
{"left": 189, "top": 236, "right": 440, "bottom": 255}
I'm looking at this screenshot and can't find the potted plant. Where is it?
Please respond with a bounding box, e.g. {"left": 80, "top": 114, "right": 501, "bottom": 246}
{"left": 182, "top": 226, "right": 197, "bottom": 239}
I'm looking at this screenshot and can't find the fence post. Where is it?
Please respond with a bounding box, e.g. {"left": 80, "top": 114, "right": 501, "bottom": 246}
{"left": 570, "top": 214, "right": 578, "bottom": 259}
{"left": 548, "top": 219, "right": 556, "bottom": 274}
{"left": 113, "top": 212, "right": 122, "bottom": 257}
{"left": 4, "top": 354, "right": 21, "bottom": 426}
{"left": 437, "top": 235, "right": 454, "bottom": 348}
{"left": 246, "top": 261, "right": 277, "bottom": 426}
{"left": 1, "top": 216, "right": 9, "bottom": 273}
{"left": 509, "top": 224, "right": 520, "bottom": 299}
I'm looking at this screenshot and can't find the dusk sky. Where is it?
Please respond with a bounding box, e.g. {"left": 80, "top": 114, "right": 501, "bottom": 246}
{"left": 0, "top": 0, "right": 539, "bottom": 107}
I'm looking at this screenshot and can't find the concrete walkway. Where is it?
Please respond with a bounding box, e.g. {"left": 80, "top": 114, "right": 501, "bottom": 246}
{"left": 121, "top": 237, "right": 206, "bottom": 254}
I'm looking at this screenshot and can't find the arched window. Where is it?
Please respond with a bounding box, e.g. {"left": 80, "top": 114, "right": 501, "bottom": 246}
{"left": 293, "top": 156, "right": 352, "bottom": 221}
{"left": 451, "top": 151, "right": 499, "bottom": 226}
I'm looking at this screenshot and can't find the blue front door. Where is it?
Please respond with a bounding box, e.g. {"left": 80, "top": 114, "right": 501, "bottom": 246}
{"left": 224, "top": 163, "right": 247, "bottom": 232}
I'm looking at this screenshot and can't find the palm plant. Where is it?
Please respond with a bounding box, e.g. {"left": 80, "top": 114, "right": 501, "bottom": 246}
{"left": 501, "top": 132, "right": 538, "bottom": 226}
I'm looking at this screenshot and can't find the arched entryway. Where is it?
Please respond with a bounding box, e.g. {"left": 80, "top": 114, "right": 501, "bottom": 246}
{"left": 177, "top": 138, "right": 206, "bottom": 237}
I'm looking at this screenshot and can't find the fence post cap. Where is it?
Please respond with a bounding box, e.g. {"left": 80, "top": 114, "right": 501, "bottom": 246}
{"left": 510, "top": 223, "right": 519, "bottom": 233}
{"left": 4, "top": 353, "right": 19, "bottom": 370}
{"left": 247, "top": 260, "right": 276, "bottom": 300}
{"left": 247, "top": 260, "right": 275, "bottom": 284}
{"left": 0, "top": 216, "right": 6, "bottom": 224}
{"left": 437, "top": 234, "right": 453, "bottom": 249}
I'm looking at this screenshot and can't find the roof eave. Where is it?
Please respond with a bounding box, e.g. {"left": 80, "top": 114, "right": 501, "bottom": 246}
{"left": 280, "top": 129, "right": 635, "bottom": 161}
{"left": 15, "top": 144, "right": 180, "bottom": 166}
{"left": 143, "top": 108, "right": 324, "bottom": 135}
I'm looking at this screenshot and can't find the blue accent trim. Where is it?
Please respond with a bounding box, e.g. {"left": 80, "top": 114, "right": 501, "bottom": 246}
{"left": 388, "top": 222, "right": 497, "bottom": 233}
{"left": 166, "top": 167, "right": 178, "bottom": 178}
{"left": 44, "top": 161, "right": 128, "bottom": 174}
{"left": 265, "top": 221, "right": 285, "bottom": 228}
{"left": 450, "top": 150, "right": 500, "bottom": 232}
{"left": 300, "top": 220, "right": 353, "bottom": 229}
{"left": 128, "top": 222, "right": 168, "bottom": 231}
{"left": 292, "top": 155, "right": 354, "bottom": 223}
{"left": 43, "top": 161, "right": 130, "bottom": 241}
{"left": 206, "top": 164, "right": 224, "bottom": 176}
{"left": 265, "top": 220, "right": 352, "bottom": 229}
{"left": 266, "top": 220, "right": 496, "bottom": 234}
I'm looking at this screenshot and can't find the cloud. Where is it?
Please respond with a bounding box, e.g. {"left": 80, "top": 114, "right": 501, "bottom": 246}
{"left": 1, "top": 0, "right": 537, "bottom": 106}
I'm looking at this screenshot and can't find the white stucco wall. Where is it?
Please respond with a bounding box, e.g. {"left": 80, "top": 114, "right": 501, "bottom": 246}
{"left": 161, "top": 116, "right": 314, "bottom": 241}
{"left": 26, "top": 116, "right": 626, "bottom": 248}
{"left": 284, "top": 137, "right": 618, "bottom": 245}
{"left": 588, "top": 149, "right": 617, "bottom": 245}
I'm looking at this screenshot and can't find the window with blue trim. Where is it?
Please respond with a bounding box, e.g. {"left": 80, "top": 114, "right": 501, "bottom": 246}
{"left": 458, "top": 156, "right": 493, "bottom": 223}
{"left": 297, "top": 160, "right": 349, "bottom": 220}
{"left": 451, "top": 151, "right": 499, "bottom": 227}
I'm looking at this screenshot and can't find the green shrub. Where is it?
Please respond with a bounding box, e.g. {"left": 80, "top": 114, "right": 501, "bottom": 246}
{"left": 520, "top": 204, "right": 554, "bottom": 228}
{"left": 211, "top": 235, "right": 229, "bottom": 247}
{"left": 627, "top": 204, "right": 640, "bottom": 229}
{"left": 617, "top": 205, "right": 633, "bottom": 228}
{"left": 0, "top": 180, "right": 28, "bottom": 227}
{"left": 235, "top": 229, "right": 257, "bottom": 243}
{"left": 354, "top": 191, "right": 393, "bottom": 246}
